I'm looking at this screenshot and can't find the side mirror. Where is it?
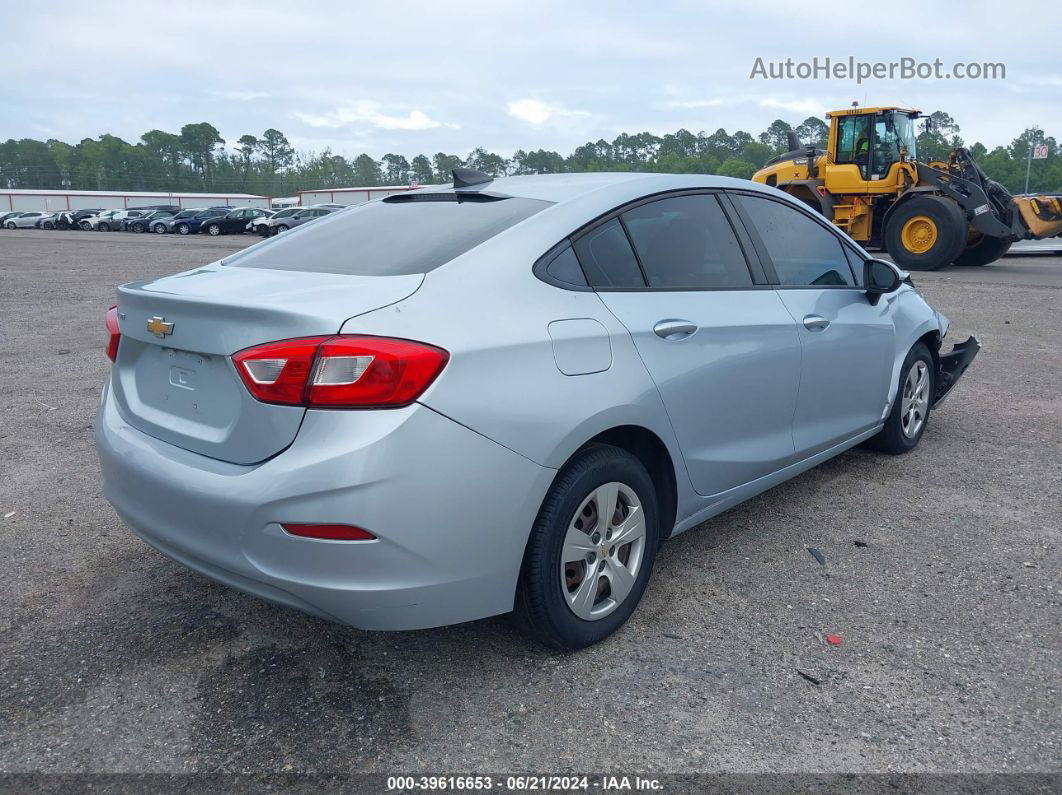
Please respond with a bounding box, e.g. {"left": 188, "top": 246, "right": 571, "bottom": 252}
{"left": 864, "top": 258, "right": 902, "bottom": 305}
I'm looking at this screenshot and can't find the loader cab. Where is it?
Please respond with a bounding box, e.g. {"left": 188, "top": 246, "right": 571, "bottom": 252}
{"left": 825, "top": 107, "right": 920, "bottom": 195}
{"left": 833, "top": 109, "right": 918, "bottom": 180}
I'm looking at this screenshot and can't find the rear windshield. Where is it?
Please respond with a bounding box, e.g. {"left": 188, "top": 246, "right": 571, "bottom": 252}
{"left": 225, "top": 194, "right": 552, "bottom": 276}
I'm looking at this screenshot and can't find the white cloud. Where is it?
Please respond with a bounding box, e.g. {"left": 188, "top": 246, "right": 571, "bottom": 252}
{"left": 665, "top": 98, "right": 725, "bottom": 109}
{"left": 293, "top": 104, "right": 455, "bottom": 131}
{"left": 209, "top": 90, "right": 270, "bottom": 102}
{"left": 507, "top": 99, "right": 589, "bottom": 125}
{"left": 758, "top": 98, "right": 826, "bottom": 116}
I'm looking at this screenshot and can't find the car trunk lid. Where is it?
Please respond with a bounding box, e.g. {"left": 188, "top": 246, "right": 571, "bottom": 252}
{"left": 110, "top": 265, "right": 423, "bottom": 464}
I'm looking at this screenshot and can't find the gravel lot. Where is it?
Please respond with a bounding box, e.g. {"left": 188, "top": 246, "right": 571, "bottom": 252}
{"left": 1, "top": 229, "right": 1059, "bottom": 777}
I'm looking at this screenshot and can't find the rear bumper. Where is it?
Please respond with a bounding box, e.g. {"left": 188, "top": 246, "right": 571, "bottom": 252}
{"left": 933, "top": 336, "right": 980, "bottom": 407}
{"left": 96, "top": 382, "right": 554, "bottom": 630}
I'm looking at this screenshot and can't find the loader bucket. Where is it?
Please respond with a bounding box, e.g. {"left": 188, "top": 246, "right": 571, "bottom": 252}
{"left": 1013, "top": 195, "right": 1062, "bottom": 239}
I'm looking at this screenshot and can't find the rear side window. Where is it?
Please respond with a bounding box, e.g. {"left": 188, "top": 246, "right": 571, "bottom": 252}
{"left": 622, "top": 194, "right": 753, "bottom": 289}
{"left": 543, "top": 246, "right": 588, "bottom": 287}
{"left": 228, "top": 195, "right": 551, "bottom": 276}
{"left": 737, "top": 195, "right": 855, "bottom": 287}
{"left": 572, "top": 218, "right": 645, "bottom": 288}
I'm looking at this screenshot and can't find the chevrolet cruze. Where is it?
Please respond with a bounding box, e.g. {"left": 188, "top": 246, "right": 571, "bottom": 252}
{"left": 96, "top": 170, "right": 979, "bottom": 649}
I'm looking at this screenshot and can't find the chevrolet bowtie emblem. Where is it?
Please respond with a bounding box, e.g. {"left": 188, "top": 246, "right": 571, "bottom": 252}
{"left": 147, "top": 316, "right": 174, "bottom": 338}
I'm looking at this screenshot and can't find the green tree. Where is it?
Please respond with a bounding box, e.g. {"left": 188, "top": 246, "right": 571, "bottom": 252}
{"left": 795, "top": 117, "right": 829, "bottom": 148}
{"left": 381, "top": 153, "right": 411, "bottom": 184}
{"left": 257, "top": 128, "right": 295, "bottom": 177}
{"left": 464, "top": 147, "right": 509, "bottom": 177}
{"left": 179, "top": 122, "right": 224, "bottom": 181}
{"left": 352, "top": 153, "right": 383, "bottom": 185}
{"left": 410, "top": 154, "right": 434, "bottom": 185}
{"left": 431, "top": 152, "right": 463, "bottom": 183}
{"left": 759, "top": 119, "right": 794, "bottom": 151}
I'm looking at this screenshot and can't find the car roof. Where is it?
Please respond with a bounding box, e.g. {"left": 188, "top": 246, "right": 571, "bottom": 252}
{"left": 405, "top": 171, "right": 784, "bottom": 207}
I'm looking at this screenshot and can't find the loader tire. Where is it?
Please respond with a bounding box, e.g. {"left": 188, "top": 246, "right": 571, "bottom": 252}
{"left": 954, "top": 233, "right": 1012, "bottom": 267}
{"left": 885, "top": 196, "right": 966, "bottom": 271}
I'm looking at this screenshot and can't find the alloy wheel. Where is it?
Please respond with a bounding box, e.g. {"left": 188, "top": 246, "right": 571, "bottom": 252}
{"left": 900, "top": 360, "right": 930, "bottom": 438}
{"left": 560, "top": 482, "right": 646, "bottom": 621}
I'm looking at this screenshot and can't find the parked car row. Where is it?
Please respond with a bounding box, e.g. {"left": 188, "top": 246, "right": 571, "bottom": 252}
{"left": 1, "top": 204, "right": 347, "bottom": 236}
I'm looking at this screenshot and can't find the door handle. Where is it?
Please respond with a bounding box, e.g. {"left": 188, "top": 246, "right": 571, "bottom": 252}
{"left": 653, "top": 319, "right": 698, "bottom": 340}
{"left": 802, "top": 314, "right": 830, "bottom": 331}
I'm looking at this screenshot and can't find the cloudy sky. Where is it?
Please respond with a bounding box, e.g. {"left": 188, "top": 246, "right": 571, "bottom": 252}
{"left": 2, "top": 0, "right": 1060, "bottom": 159}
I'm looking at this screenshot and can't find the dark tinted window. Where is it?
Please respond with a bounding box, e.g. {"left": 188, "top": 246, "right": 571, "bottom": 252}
{"left": 543, "top": 246, "right": 588, "bottom": 287}
{"left": 228, "top": 195, "right": 551, "bottom": 276}
{"left": 573, "top": 218, "right": 644, "bottom": 288}
{"left": 737, "top": 195, "right": 855, "bottom": 287}
{"left": 622, "top": 194, "right": 752, "bottom": 289}
{"left": 843, "top": 245, "right": 865, "bottom": 286}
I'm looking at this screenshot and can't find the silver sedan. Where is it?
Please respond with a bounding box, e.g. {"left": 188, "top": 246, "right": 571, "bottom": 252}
{"left": 96, "top": 170, "right": 978, "bottom": 649}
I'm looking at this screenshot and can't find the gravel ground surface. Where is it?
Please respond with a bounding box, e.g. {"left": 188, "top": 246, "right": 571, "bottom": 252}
{"left": 0, "top": 230, "right": 1059, "bottom": 776}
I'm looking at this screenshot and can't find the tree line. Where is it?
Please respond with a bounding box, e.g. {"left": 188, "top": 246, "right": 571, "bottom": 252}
{"left": 1, "top": 111, "right": 1060, "bottom": 197}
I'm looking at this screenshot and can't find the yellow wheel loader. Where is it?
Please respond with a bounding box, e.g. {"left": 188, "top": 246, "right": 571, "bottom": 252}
{"left": 752, "top": 105, "right": 1062, "bottom": 270}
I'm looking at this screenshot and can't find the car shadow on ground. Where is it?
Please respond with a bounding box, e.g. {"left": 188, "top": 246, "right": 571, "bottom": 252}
{"left": 4, "top": 440, "right": 893, "bottom": 772}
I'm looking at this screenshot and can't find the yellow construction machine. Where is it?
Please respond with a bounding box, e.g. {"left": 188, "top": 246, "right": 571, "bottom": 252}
{"left": 752, "top": 105, "right": 1062, "bottom": 269}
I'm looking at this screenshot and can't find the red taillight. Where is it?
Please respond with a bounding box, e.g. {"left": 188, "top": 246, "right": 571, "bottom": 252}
{"left": 232, "top": 335, "right": 448, "bottom": 408}
{"left": 105, "top": 305, "right": 120, "bottom": 362}
{"left": 282, "top": 523, "right": 376, "bottom": 541}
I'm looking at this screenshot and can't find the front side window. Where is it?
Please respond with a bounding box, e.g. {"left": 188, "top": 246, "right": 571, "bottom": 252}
{"left": 572, "top": 218, "right": 645, "bottom": 288}
{"left": 736, "top": 195, "right": 855, "bottom": 287}
{"left": 621, "top": 194, "right": 752, "bottom": 289}
{"left": 228, "top": 194, "right": 551, "bottom": 276}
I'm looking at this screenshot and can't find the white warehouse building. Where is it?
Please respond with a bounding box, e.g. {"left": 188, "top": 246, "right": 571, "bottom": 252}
{"left": 0, "top": 189, "right": 271, "bottom": 213}
{"left": 297, "top": 185, "right": 421, "bottom": 206}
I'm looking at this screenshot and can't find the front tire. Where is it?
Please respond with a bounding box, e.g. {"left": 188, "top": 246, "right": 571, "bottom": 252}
{"left": 885, "top": 196, "right": 966, "bottom": 271}
{"left": 955, "top": 233, "right": 1011, "bottom": 267}
{"left": 79, "top": 221, "right": 92, "bottom": 231}
{"left": 274, "top": 224, "right": 289, "bottom": 233}
{"left": 865, "top": 343, "right": 935, "bottom": 455}
{"left": 206, "top": 223, "right": 222, "bottom": 236}
{"left": 176, "top": 223, "right": 190, "bottom": 235}
{"left": 153, "top": 223, "right": 167, "bottom": 234}
{"left": 132, "top": 222, "right": 145, "bottom": 233}
{"left": 5, "top": 222, "right": 15, "bottom": 229}
{"left": 513, "top": 445, "right": 660, "bottom": 650}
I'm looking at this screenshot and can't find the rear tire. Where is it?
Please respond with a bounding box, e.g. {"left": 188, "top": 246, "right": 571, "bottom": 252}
{"left": 885, "top": 196, "right": 966, "bottom": 271}
{"left": 42, "top": 221, "right": 54, "bottom": 230}
{"left": 954, "top": 233, "right": 1011, "bottom": 267}
{"left": 98, "top": 222, "right": 110, "bottom": 232}
{"left": 513, "top": 444, "right": 660, "bottom": 650}
{"left": 865, "top": 343, "right": 935, "bottom": 455}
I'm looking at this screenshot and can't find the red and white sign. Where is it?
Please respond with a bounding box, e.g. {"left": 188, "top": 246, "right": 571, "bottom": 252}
{"left": 1032, "top": 144, "right": 1049, "bottom": 159}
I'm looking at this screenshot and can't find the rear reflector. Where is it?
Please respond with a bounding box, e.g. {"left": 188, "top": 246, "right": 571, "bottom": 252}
{"left": 233, "top": 335, "right": 448, "bottom": 408}
{"left": 105, "top": 305, "right": 120, "bottom": 362}
{"left": 282, "top": 523, "right": 376, "bottom": 541}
